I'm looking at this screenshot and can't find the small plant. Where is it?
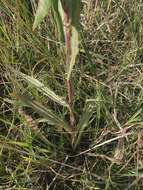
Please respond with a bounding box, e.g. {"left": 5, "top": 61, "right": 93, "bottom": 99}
{"left": 1, "top": 0, "right": 143, "bottom": 189}
{"left": 33, "top": 0, "right": 81, "bottom": 130}
{"left": 10, "top": 0, "right": 96, "bottom": 149}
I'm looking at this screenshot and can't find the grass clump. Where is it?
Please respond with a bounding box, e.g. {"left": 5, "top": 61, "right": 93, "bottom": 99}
{"left": 0, "top": 0, "right": 143, "bottom": 189}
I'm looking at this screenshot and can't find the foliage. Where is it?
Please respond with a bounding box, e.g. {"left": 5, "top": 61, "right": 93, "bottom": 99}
{"left": 33, "top": 0, "right": 81, "bottom": 79}
{"left": 0, "top": 0, "right": 143, "bottom": 189}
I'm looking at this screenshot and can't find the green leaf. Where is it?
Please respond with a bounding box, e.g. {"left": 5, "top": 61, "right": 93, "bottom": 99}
{"left": 73, "top": 99, "right": 96, "bottom": 149}
{"left": 15, "top": 94, "right": 71, "bottom": 134}
{"left": 67, "top": 26, "right": 79, "bottom": 79}
{"left": 125, "top": 109, "right": 142, "bottom": 125}
{"left": 15, "top": 71, "right": 68, "bottom": 108}
{"left": 33, "top": 0, "right": 52, "bottom": 30}
{"left": 67, "top": 0, "right": 81, "bottom": 80}
{"left": 52, "top": 0, "right": 65, "bottom": 42}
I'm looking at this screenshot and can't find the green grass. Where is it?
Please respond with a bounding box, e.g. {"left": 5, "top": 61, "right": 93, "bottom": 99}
{"left": 0, "top": 0, "right": 143, "bottom": 189}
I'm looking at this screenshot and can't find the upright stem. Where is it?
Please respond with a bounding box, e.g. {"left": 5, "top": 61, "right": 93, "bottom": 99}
{"left": 63, "top": 4, "right": 75, "bottom": 129}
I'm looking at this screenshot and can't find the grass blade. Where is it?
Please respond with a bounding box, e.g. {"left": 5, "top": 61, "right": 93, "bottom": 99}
{"left": 73, "top": 99, "right": 96, "bottom": 149}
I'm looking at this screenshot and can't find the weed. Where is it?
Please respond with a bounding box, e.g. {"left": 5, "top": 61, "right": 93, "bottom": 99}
{"left": 0, "top": 0, "right": 143, "bottom": 189}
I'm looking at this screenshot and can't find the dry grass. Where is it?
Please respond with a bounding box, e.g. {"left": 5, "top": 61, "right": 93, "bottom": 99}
{"left": 0, "top": 0, "right": 143, "bottom": 189}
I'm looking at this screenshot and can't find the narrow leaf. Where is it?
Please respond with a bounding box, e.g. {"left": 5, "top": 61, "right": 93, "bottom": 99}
{"left": 67, "top": 0, "right": 81, "bottom": 80}
{"left": 33, "top": 0, "right": 52, "bottom": 30}
{"left": 15, "top": 71, "right": 68, "bottom": 108}
{"left": 67, "top": 26, "right": 79, "bottom": 79}
{"left": 15, "top": 94, "right": 71, "bottom": 134}
{"left": 73, "top": 99, "right": 96, "bottom": 149}
{"left": 52, "top": 0, "right": 65, "bottom": 42}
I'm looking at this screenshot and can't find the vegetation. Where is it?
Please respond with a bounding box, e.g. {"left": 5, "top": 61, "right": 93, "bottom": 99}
{"left": 0, "top": 0, "right": 143, "bottom": 189}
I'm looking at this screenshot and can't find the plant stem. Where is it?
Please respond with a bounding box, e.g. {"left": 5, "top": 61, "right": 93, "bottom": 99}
{"left": 63, "top": 4, "right": 76, "bottom": 129}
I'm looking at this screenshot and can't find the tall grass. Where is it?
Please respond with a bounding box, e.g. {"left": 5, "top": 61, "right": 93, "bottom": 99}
{"left": 0, "top": 0, "right": 143, "bottom": 189}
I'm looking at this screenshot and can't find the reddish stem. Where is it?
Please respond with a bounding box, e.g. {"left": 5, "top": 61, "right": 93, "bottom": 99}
{"left": 63, "top": 4, "right": 76, "bottom": 129}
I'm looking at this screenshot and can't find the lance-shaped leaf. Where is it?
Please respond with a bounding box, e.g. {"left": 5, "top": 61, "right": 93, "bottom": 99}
{"left": 67, "top": 26, "right": 79, "bottom": 79}
{"left": 4, "top": 98, "right": 54, "bottom": 147}
{"left": 14, "top": 94, "right": 71, "bottom": 134}
{"left": 67, "top": 0, "right": 81, "bottom": 80}
{"left": 52, "top": 0, "right": 65, "bottom": 42}
{"left": 15, "top": 71, "right": 68, "bottom": 108}
{"left": 73, "top": 99, "right": 96, "bottom": 149}
{"left": 33, "top": 0, "right": 52, "bottom": 30}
